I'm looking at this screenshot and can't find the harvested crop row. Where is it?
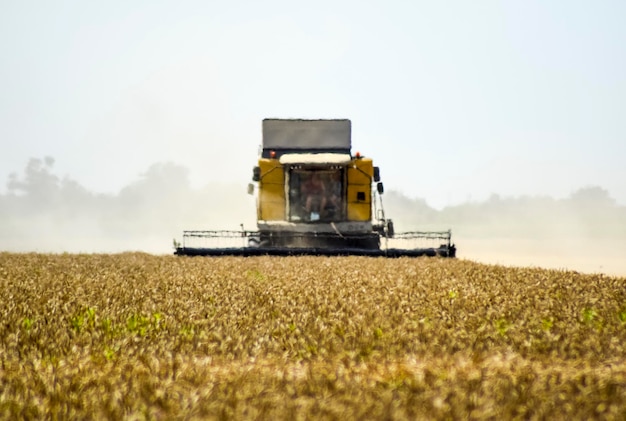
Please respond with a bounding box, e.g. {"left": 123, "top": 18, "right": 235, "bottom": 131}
{"left": 1, "top": 253, "right": 625, "bottom": 419}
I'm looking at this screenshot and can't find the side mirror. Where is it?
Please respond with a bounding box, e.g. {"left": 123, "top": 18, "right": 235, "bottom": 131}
{"left": 247, "top": 183, "right": 255, "bottom": 195}
{"left": 373, "top": 167, "right": 380, "bottom": 182}
{"left": 377, "top": 182, "right": 384, "bottom": 194}
{"left": 252, "top": 166, "right": 260, "bottom": 182}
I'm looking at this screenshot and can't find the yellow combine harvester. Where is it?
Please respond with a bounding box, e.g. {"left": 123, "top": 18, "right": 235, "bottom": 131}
{"left": 175, "top": 119, "right": 455, "bottom": 257}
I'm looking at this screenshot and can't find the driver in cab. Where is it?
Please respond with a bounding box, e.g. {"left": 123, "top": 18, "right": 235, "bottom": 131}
{"left": 301, "top": 173, "right": 326, "bottom": 219}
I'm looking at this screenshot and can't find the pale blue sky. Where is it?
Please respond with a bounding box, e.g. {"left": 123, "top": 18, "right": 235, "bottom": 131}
{"left": 1, "top": 0, "right": 624, "bottom": 208}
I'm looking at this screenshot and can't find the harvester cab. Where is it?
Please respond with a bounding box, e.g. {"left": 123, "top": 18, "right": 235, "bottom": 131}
{"left": 175, "top": 119, "right": 455, "bottom": 257}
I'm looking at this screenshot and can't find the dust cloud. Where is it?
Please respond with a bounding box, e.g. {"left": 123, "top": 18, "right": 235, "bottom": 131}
{"left": 0, "top": 157, "right": 255, "bottom": 254}
{"left": 1, "top": 157, "right": 625, "bottom": 277}
{"left": 384, "top": 190, "right": 626, "bottom": 277}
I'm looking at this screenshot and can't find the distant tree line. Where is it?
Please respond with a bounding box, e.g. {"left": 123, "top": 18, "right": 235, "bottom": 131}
{"left": 385, "top": 186, "right": 626, "bottom": 239}
{"left": 0, "top": 157, "right": 254, "bottom": 252}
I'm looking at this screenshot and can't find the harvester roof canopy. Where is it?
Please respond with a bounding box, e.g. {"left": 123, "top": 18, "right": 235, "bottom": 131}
{"left": 263, "top": 119, "right": 351, "bottom": 151}
{"left": 279, "top": 153, "right": 352, "bottom": 165}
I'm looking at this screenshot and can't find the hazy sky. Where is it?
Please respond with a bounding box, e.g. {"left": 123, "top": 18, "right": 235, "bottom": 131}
{"left": 1, "top": 0, "right": 624, "bottom": 209}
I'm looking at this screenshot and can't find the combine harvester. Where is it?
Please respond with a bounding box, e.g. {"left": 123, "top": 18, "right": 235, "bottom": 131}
{"left": 175, "top": 119, "right": 455, "bottom": 257}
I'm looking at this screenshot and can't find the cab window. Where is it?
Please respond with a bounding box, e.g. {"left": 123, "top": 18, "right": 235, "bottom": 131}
{"left": 288, "top": 168, "right": 344, "bottom": 222}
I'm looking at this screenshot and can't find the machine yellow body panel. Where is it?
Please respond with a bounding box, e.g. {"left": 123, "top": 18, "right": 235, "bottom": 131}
{"left": 346, "top": 166, "right": 371, "bottom": 185}
{"left": 259, "top": 159, "right": 284, "bottom": 183}
{"left": 346, "top": 158, "right": 373, "bottom": 221}
{"left": 258, "top": 159, "right": 285, "bottom": 221}
{"left": 347, "top": 202, "right": 371, "bottom": 221}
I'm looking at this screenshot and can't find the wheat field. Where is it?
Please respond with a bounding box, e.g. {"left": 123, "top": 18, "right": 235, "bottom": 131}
{"left": 0, "top": 253, "right": 625, "bottom": 420}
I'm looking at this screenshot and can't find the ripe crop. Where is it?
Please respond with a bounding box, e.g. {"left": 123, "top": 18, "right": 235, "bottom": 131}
{"left": 1, "top": 253, "right": 625, "bottom": 419}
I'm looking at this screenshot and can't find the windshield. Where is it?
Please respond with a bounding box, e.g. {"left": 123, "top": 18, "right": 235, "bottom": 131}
{"left": 288, "top": 168, "right": 344, "bottom": 222}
